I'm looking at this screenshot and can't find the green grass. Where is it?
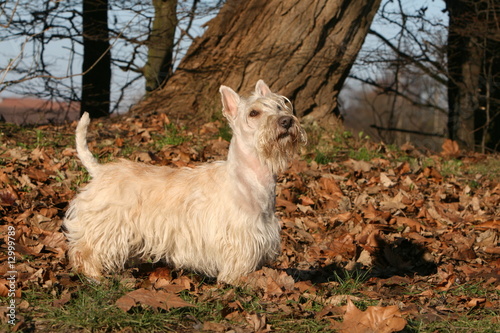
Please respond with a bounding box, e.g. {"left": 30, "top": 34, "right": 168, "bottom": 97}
{"left": 12, "top": 277, "right": 341, "bottom": 332}
{"left": 305, "top": 123, "right": 386, "bottom": 165}
{"left": 0, "top": 123, "right": 71, "bottom": 150}
{"left": 21, "top": 278, "right": 188, "bottom": 332}
{"left": 13, "top": 278, "right": 498, "bottom": 333}
{"left": 314, "top": 149, "right": 339, "bottom": 164}
{"left": 408, "top": 314, "right": 500, "bottom": 333}
{"left": 218, "top": 123, "right": 232, "bottom": 142}
{"left": 269, "top": 316, "right": 333, "bottom": 332}
{"left": 18, "top": 277, "right": 283, "bottom": 332}
{"left": 331, "top": 269, "right": 370, "bottom": 296}
{"left": 464, "top": 156, "right": 500, "bottom": 180}
{"left": 154, "top": 123, "right": 190, "bottom": 149}
{"left": 348, "top": 146, "right": 382, "bottom": 161}
{"left": 440, "top": 159, "right": 464, "bottom": 177}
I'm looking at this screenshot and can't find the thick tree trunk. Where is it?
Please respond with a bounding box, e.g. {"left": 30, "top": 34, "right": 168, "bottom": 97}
{"left": 446, "top": 0, "right": 480, "bottom": 150}
{"left": 81, "top": 0, "right": 111, "bottom": 118}
{"left": 446, "top": 0, "right": 500, "bottom": 152}
{"left": 144, "top": 0, "right": 178, "bottom": 93}
{"left": 136, "top": 0, "right": 381, "bottom": 124}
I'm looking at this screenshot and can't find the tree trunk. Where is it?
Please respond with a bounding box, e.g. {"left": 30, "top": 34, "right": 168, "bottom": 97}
{"left": 136, "top": 0, "right": 381, "bottom": 124}
{"left": 144, "top": 0, "right": 178, "bottom": 93}
{"left": 81, "top": 0, "right": 111, "bottom": 118}
{"left": 446, "top": 0, "right": 500, "bottom": 151}
{"left": 446, "top": 0, "right": 481, "bottom": 150}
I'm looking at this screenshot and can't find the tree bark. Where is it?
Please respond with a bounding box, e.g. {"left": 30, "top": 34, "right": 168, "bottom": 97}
{"left": 136, "top": 0, "right": 381, "bottom": 124}
{"left": 446, "top": 0, "right": 500, "bottom": 151}
{"left": 81, "top": 0, "right": 111, "bottom": 118}
{"left": 446, "top": 0, "right": 480, "bottom": 150}
{"left": 144, "top": 0, "right": 178, "bottom": 93}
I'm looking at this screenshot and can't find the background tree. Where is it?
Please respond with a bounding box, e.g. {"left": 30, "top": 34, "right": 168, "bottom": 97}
{"left": 343, "top": 0, "right": 448, "bottom": 150}
{"left": 0, "top": 0, "right": 223, "bottom": 121}
{"left": 144, "top": 0, "right": 178, "bottom": 93}
{"left": 0, "top": 1, "right": 82, "bottom": 108}
{"left": 137, "top": 0, "right": 382, "bottom": 124}
{"left": 343, "top": 0, "right": 500, "bottom": 152}
{"left": 82, "top": 0, "right": 112, "bottom": 118}
{"left": 445, "top": 0, "right": 500, "bottom": 152}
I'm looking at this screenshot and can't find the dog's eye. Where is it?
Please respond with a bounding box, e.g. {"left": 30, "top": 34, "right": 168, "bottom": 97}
{"left": 277, "top": 105, "right": 282, "bottom": 111}
{"left": 249, "top": 110, "right": 260, "bottom": 117}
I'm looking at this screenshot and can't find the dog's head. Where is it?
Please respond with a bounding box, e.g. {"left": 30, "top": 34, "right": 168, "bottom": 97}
{"left": 220, "top": 80, "right": 306, "bottom": 173}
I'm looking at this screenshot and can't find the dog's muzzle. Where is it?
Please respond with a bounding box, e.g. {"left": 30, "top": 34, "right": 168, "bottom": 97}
{"left": 278, "top": 116, "right": 293, "bottom": 130}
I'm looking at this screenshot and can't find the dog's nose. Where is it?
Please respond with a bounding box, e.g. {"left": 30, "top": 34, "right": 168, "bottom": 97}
{"left": 278, "top": 116, "right": 293, "bottom": 129}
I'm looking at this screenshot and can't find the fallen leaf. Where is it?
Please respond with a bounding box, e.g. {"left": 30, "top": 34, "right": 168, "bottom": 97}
{"left": 115, "top": 288, "right": 194, "bottom": 311}
{"left": 343, "top": 159, "right": 373, "bottom": 173}
{"left": 333, "top": 298, "right": 407, "bottom": 333}
{"left": 380, "top": 172, "right": 396, "bottom": 187}
{"left": 0, "top": 185, "right": 19, "bottom": 205}
{"left": 441, "top": 139, "right": 460, "bottom": 157}
{"left": 276, "top": 197, "right": 297, "bottom": 213}
{"left": 246, "top": 313, "right": 270, "bottom": 332}
{"left": 394, "top": 217, "right": 427, "bottom": 232}
{"left": 299, "top": 196, "right": 315, "bottom": 206}
{"left": 473, "top": 220, "right": 500, "bottom": 231}
{"left": 466, "top": 297, "right": 486, "bottom": 308}
{"left": 203, "top": 321, "right": 227, "bottom": 332}
{"left": 53, "top": 291, "right": 72, "bottom": 308}
{"left": 243, "top": 267, "right": 295, "bottom": 297}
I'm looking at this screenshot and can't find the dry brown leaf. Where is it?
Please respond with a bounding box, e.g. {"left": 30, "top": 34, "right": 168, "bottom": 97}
{"left": 357, "top": 249, "right": 373, "bottom": 266}
{"left": 395, "top": 161, "right": 411, "bottom": 175}
{"left": 380, "top": 172, "right": 396, "bottom": 188}
{"left": 343, "top": 159, "right": 372, "bottom": 173}
{"left": 245, "top": 313, "right": 270, "bottom": 332}
{"left": 115, "top": 288, "right": 194, "bottom": 311}
{"left": 53, "top": 291, "right": 72, "bottom": 308}
{"left": 294, "top": 281, "right": 317, "bottom": 293}
{"left": 299, "top": 195, "right": 315, "bottom": 206}
{"left": 473, "top": 220, "right": 500, "bottom": 231}
{"left": 276, "top": 197, "right": 297, "bottom": 213}
{"left": 149, "top": 267, "right": 173, "bottom": 282}
{"left": 441, "top": 139, "right": 460, "bottom": 157}
{"left": 0, "top": 169, "right": 11, "bottom": 184}
{"left": 39, "top": 231, "right": 68, "bottom": 251}
{"left": 0, "top": 185, "right": 19, "bottom": 205}
{"left": 202, "top": 321, "right": 227, "bottom": 332}
{"left": 0, "top": 280, "right": 10, "bottom": 297}
{"left": 394, "top": 217, "right": 427, "bottom": 232}
{"left": 115, "top": 137, "right": 124, "bottom": 147}
{"left": 243, "top": 267, "right": 295, "bottom": 296}
{"left": 333, "top": 298, "right": 407, "bottom": 333}
{"left": 320, "top": 176, "right": 344, "bottom": 198}
{"left": 330, "top": 211, "right": 352, "bottom": 223}
{"left": 465, "top": 297, "right": 486, "bottom": 308}
{"left": 436, "top": 274, "right": 456, "bottom": 291}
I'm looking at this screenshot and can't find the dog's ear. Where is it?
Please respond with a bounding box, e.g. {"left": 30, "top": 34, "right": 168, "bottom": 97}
{"left": 220, "top": 85, "right": 240, "bottom": 120}
{"left": 255, "top": 80, "right": 272, "bottom": 97}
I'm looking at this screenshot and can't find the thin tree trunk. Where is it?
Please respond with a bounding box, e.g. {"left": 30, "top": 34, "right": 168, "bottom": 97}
{"left": 136, "top": 0, "right": 381, "bottom": 124}
{"left": 81, "top": 0, "right": 111, "bottom": 118}
{"left": 144, "top": 0, "right": 178, "bottom": 93}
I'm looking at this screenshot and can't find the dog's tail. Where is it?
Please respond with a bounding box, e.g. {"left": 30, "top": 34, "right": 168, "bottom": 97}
{"left": 75, "top": 112, "right": 100, "bottom": 177}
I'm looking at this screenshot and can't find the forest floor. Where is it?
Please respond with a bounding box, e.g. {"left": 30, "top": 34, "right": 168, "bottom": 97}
{"left": 0, "top": 111, "right": 499, "bottom": 332}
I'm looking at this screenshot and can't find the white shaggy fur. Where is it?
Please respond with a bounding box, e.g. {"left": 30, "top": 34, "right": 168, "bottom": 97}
{"left": 64, "top": 80, "right": 306, "bottom": 284}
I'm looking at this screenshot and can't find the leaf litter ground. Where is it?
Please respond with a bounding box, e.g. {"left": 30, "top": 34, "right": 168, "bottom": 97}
{"left": 0, "top": 113, "right": 499, "bottom": 332}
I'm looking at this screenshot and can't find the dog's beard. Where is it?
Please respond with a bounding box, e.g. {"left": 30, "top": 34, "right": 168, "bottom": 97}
{"left": 257, "top": 117, "right": 307, "bottom": 174}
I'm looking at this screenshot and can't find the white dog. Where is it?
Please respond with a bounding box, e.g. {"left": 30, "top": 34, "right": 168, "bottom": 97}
{"left": 64, "top": 80, "right": 306, "bottom": 283}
